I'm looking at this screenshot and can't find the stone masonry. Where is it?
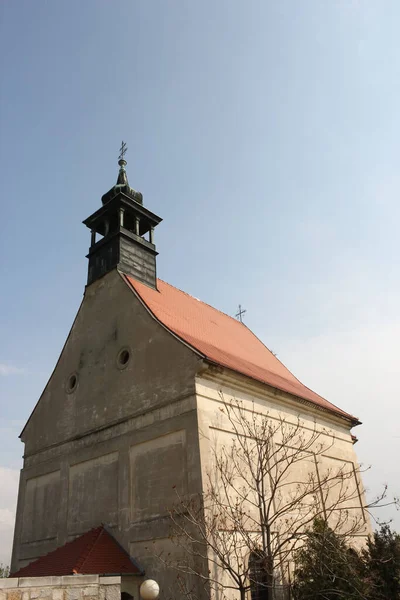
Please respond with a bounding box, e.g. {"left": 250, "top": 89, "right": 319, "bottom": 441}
{"left": 0, "top": 575, "right": 140, "bottom": 600}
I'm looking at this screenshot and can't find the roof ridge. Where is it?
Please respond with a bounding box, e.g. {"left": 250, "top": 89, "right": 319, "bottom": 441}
{"left": 73, "top": 526, "right": 104, "bottom": 573}
{"left": 157, "top": 278, "right": 250, "bottom": 326}
{"left": 102, "top": 524, "right": 145, "bottom": 575}
{"left": 157, "top": 279, "right": 301, "bottom": 383}
{"left": 124, "top": 275, "right": 359, "bottom": 425}
{"left": 10, "top": 526, "right": 103, "bottom": 578}
{"left": 240, "top": 322, "right": 304, "bottom": 384}
{"left": 11, "top": 524, "right": 144, "bottom": 578}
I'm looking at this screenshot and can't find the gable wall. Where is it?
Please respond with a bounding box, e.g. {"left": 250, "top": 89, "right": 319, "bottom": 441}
{"left": 11, "top": 270, "right": 204, "bottom": 590}
{"left": 22, "top": 270, "right": 200, "bottom": 455}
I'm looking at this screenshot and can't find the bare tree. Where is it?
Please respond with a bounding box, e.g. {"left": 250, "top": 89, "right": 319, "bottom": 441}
{"left": 159, "top": 398, "right": 398, "bottom": 600}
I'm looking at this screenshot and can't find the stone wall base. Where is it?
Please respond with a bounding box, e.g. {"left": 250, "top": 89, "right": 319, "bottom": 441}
{"left": 0, "top": 575, "right": 141, "bottom": 600}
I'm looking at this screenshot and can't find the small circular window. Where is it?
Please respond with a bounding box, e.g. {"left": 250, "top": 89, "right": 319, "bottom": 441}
{"left": 117, "top": 348, "right": 131, "bottom": 369}
{"left": 66, "top": 372, "right": 78, "bottom": 394}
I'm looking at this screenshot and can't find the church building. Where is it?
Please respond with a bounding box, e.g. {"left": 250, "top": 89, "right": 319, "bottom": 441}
{"left": 9, "top": 150, "right": 368, "bottom": 598}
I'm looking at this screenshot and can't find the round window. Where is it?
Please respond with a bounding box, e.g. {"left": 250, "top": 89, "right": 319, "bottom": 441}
{"left": 66, "top": 372, "right": 78, "bottom": 394}
{"left": 117, "top": 348, "right": 131, "bottom": 369}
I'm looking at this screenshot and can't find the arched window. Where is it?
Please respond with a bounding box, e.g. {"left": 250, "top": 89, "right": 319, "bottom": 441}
{"left": 249, "top": 551, "right": 270, "bottom": 600}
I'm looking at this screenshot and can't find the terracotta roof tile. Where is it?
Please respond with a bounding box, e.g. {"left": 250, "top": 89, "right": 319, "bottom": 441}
{"left": 124, "top": 275, "right": 358, "bottom": 424}
{"left": 11, "top": 526, "right": 143, "bottom": 578}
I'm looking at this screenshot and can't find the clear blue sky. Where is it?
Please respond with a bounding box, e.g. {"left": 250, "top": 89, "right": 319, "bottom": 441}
{"left": 1, "top": 1, "right": 399, "bottom": 563}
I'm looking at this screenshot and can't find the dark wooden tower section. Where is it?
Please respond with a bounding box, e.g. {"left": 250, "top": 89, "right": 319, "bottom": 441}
{"left": 83, "top": 147, "right": 162, "bottom": 288}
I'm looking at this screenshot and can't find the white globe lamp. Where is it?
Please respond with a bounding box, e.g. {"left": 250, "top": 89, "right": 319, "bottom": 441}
{"left": 140, "top": 580, "right": 160, "bottom": 600}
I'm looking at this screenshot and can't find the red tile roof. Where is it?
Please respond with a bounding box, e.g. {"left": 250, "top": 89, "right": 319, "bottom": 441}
{"left": 11, "top": 526, "right": 143, "bottom": 578}
{"left": 124, "top": 275, "right": 358, "bottom": 424}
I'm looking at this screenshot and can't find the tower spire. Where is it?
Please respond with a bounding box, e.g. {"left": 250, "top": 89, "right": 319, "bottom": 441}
{"left": 117, "top": 141, "right": 129, "bottom": 186}
{"left": 83, "top": 143, "right": 162, "bottom": 288}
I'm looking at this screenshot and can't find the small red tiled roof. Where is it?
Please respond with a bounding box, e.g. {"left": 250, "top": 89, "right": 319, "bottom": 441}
{"left": 124, "top": 275, "right": 358, "bottom": 424}
{"left": 11, "top": 526, "right": 143, "bottom": 578}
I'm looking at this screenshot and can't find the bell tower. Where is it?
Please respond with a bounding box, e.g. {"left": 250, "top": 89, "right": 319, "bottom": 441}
{"left": 83, "top": 143, "right": 162, "bottom": 288}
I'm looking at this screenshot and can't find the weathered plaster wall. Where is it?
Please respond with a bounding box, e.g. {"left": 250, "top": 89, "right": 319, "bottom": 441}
{"left": 193, "top": 370, "right": 370, "bottom": 594}
{"left": 195, "top": 370, "right": 368, "bottom": 520}
{"left": 11, "top": 270, "right": 204, "bottom": 596}
{"left": 0, "top": 575, "right": 138, "bottom": 600}
{"left": 21, "top": 270, "right": 201, "bottom": 455}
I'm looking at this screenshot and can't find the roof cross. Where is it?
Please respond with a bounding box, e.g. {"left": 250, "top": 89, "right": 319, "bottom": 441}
{"left": 235, "top": 304, "right": 247, "bottom": 323}
{"left": 118, "top": 141, "right": 128, "bottom": 162}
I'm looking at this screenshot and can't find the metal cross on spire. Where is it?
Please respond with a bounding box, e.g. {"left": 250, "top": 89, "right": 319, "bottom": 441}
{"left": 117, "top": 141, "right": 129, "bottom": 186}
{"left": 235, "top": 304, "right": 247, "bottom": 323}
{"left": 118, "top": 141, "right": 128, "bottom": 162}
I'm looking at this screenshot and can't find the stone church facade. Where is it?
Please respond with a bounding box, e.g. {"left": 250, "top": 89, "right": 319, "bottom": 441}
{"left": 10, "top": 154, "right": 369, "bottom": 597}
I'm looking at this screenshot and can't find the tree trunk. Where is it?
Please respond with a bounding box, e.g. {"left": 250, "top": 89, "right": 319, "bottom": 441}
{"left": 265, "top": 554, "right": 274, "bottom": 600}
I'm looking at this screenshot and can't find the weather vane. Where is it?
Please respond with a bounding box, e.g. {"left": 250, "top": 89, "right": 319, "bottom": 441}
{"left": 235, "top": 304, "right": 247, "bottom": 323}
{"left": 118, "top": 141, "right": 128, "bottom": 162}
